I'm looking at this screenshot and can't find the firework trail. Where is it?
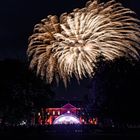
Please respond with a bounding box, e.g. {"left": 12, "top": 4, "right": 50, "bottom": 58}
{"left": 27, "top": 0, "right": 140, "bottom": 86}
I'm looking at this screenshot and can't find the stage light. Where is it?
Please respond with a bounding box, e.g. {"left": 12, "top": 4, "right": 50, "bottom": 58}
{"left": 53, "top": 114, "right": 81, "bottom": 124}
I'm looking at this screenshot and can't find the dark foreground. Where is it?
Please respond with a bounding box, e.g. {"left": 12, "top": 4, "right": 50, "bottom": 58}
{"left": 0, "top": 125, "right": 140, "bottom": 140}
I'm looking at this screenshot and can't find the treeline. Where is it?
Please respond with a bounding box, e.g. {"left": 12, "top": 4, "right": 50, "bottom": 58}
{"left": 0, "top": 59, "right": 55, "bottom": 124}
{"left": 87, "top": 57, "right": 140, "bottom": 124}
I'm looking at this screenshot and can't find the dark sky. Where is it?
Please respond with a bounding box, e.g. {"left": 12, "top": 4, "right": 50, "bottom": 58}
{"left": 0, "top": 0, "right": 140, "bottom": 60}
{"left": 0, "top": 0, "right": 87, "bottom": 60}
{"left": 0, "top": 0, "right": 140, "bottom": 100}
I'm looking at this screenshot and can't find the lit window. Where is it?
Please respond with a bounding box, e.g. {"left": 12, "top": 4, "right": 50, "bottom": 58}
{"left": 53, "top": 111, "right": 55, "bottom": 115}
{"left": 58, "top": 111, "right": 60, "bottom": 115}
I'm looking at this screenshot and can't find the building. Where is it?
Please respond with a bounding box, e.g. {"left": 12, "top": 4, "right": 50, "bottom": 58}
{"left": 36, "top": 103, "right": 98, "bottom": 125}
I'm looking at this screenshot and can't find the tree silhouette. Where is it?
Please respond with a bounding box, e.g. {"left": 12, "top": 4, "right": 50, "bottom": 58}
{"left": 0, "top": 59, "right": 55, "bottom": 125}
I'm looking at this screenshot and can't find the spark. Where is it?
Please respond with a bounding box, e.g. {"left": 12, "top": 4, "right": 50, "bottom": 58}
{"left": 27, "top": 0, "right": 140, "bottom": 86}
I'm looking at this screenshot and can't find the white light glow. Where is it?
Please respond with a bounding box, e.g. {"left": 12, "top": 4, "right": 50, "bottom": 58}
{"left": 53, "top": 114, "right": 81, "bottom": 124}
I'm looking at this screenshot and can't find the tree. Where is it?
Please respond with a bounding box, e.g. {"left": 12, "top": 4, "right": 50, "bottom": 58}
{"left": 0, "top": 59, "right": 55, "bottom": 125}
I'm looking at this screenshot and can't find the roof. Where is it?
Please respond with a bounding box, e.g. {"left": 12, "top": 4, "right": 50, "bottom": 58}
{"left": 61, "top": 103, "right": 76, "bottom": 109}
{"left": 45, "top": 100, "right": 83, "bottom": 108}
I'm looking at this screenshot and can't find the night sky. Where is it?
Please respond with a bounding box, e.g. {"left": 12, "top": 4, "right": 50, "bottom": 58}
{"left": 0, "top": 0, "right": 140, "bottom": 60}
{"left": 0, "top": 0, "right": 140, "bottom": 100}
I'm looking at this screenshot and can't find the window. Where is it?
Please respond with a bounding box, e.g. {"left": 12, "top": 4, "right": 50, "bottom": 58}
{"left": 53, "top": 111, "right": 55, "bottom": 115}
{"left": 58, "top": 111, "right": 60, "bottom": 115}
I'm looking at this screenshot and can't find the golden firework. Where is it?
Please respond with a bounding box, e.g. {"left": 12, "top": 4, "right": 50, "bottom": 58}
{"left": 27, "top": 0, "right": 140, "bottom": 86}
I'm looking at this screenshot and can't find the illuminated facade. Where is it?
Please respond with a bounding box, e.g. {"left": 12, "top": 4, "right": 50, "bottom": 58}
{"left": 36, "top": 103, "right": 98, "bottom": 125}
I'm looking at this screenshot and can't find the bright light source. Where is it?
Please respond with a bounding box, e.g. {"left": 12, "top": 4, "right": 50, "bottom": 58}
{"left": 53, "top": 114, "right": 81, "bottom": 124}
{"left": 67, "top": 110, "right": 70, "bottom": 114}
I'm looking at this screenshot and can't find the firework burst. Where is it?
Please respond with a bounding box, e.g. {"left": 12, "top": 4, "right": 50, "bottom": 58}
{"left": 27, "top": 0, "right": 140, "bottom": 86}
